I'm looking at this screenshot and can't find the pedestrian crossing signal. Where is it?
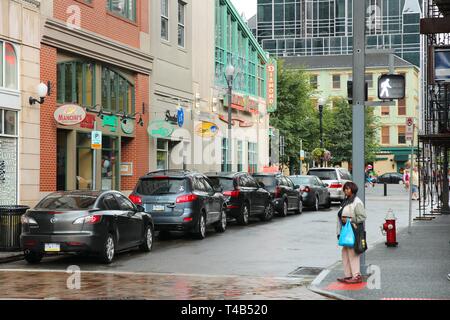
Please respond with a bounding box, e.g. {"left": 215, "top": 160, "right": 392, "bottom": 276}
{"left": 378, "top": 74, "right": 405, "bottom": 100}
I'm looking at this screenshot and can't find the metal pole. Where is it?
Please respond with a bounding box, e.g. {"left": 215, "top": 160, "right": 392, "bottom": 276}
{"left": 300, "top": 139, "right": 303, "bottom": 175}
{"left": 319, "top": 105, "right": 324, "bottom": 149}
{"left": 92, "top": 120, "right": 97, "bottom": 191}
{"left": 227, "top": 79, "right": 232, "bottom": 172}
{"left": 353, "top": 0, "right": 367, "bottom": 275}
{"left": 408, "top": 125, "right": 415, "bottom": 233}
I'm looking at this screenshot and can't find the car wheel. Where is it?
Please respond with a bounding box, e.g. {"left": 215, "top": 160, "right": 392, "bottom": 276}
{"left": 295, "top": 199, "right": 303, "bottom": 214}
{"left": 314, "top": 196, "right": 320, "bottom": 211}
{"left": 280, "top": 200, "right": 288, "bottom": 217}
{"left": 237, "top": 202, "right": 250, "bottom": 225}
{"left": 24, "top": 250, "right": 43, "bottom": 264}
{"left": 193, "top": 213, "right": 207, "bottom": 239}
{"left": 215, "top": 206, "right": 227, "bottom": 233}
{"left": 139, "top": 224, "right": 154, "bottom": 252}
{"left": 99, "top": 234, "right": 115, "bottom": 264}
{"left": 260, "top": 202, "right": 274, "bottom": 221}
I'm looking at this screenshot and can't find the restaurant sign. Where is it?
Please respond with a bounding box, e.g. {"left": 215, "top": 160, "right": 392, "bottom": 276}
{"left": 54, "top": 104, "right": 86, "bottom": 126}
{"left": 148, "top": 120, "right": 174, "bottom": 138}
{"left": 266, "top": 59, "right": 277, "bottom": 113}
{"left": 224, "top": 94, "right": 259, "bottom": 114}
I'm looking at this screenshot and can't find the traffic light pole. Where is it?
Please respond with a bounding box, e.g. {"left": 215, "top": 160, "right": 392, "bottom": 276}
{"left": 353, "top": 0, "right": 368, "bottom": 276}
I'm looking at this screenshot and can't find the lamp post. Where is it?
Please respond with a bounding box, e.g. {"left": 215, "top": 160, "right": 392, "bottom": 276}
{"left": 318, "top": 98, "right": 326, "bottom": 168}
{"left": 225, "top": 64, "right": 235, "bottom": 172}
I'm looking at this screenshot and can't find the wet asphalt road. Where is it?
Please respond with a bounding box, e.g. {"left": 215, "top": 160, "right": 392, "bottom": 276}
{"left": 1, "top": 185, "right": 416, "bottom": 278}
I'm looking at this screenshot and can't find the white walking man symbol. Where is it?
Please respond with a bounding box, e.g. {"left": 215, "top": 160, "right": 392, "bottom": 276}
{"left": 380, "top": 78, "right": 392, "bottom": 98}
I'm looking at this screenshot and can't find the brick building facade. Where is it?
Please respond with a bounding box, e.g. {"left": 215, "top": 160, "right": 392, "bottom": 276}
{"left": 38, "top": 0, "right": 153, "bottom": 201}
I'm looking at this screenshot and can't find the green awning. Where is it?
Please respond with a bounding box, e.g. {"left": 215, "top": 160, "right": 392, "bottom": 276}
{"left": 394, "top": 154, "right": 410, "bottom": 161}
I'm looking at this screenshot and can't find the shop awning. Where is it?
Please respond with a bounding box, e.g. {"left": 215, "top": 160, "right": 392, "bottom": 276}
{"left": 394, "top": 154, "right": 410, "bottom": 161}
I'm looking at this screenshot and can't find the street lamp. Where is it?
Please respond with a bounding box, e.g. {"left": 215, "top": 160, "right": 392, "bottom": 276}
{"left": 318, "top": 97, "right": 326, "bottom": 149}
{"left": 225, "top": 64, "right": 235, "bottom": 172}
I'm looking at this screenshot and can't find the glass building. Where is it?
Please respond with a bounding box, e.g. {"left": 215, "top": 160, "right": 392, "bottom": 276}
{"left": 256, "top": 0, "right": 422, "bottom": 66}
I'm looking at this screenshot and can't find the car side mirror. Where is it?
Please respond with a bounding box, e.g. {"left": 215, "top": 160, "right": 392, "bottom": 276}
{"left": 136, "top": 205, "right": 145, "bottom": 213}
{"left": 258, "top": 182, "right": 265, "bottom": 189}
{"left": 213, "top": 185, "right": 223, "bottom": 193}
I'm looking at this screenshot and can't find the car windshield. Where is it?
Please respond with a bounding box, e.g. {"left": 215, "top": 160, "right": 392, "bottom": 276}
{"left": 36, "top": 194, "right": 97, "bottom": 210}
{"left": 208, "top": 177, "right": 235, "bottom": 190}
{"left": 137, "top": 178, "right": 187, "bottom": 195}
{"left": 253, "top": 176, "right": 276, "bottom": 187}
{"left": 308, "top": 170, "right": 338, "bottom": 180}
{"left": 290, "top": 177, "right": 313, "bottom": 185}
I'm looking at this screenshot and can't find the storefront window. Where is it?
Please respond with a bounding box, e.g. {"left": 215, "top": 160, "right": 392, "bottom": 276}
{"left": 57, "top": 61, "right": 95, "bottom": 106}
{"left": 4, "top": 110, "right": 16, "bottom": 136}
{"left": 102, "top": 67, "right": 135, "bottom": 114}
{"left": 157, "top": 139, "right": 168, "bottom": 170}
{"left": 101, "top": 136, "right": 119, "bottom": 191}
{"left": 4, "top": 43, "right": 17, "bottom": 90}
{"left": 106, "top": 0, "right": 136, "bottom": 22}
{"left": 76, "top": 132, "right": 93, "bottom": 190}
{"left": 0, "top": 42, "right": 3, "bottom": 87}
{"left": 237, "top": 140, "right": 243, "bottom": 172}
{"left": 248, "top": 142, "right": 257, "bottom": 174}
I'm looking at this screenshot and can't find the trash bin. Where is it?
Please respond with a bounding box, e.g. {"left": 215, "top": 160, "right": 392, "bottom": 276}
{"left": 0, "top": 205, "right": 30, "bottom": 251}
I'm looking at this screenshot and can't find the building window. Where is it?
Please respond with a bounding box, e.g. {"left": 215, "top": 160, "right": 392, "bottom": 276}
{"left": 101, "top": 136, "right": 119, "bottom": 191}
{"left": 161, "top": 0, "right": 169, "bottom": 41}
{"left": 101, "top": 67, "right": 135, "bottom": 114}
{"left": 248, "top": 142, "right": 257, "bottom": 173}
{"left": 381, "top": 126, "right": 390, "bottom": 144}
{"left": 332, "top": 74, "right": 341, "bottom": 89}
{"left": 398, "top": 98, "right": 406, "bottom": 116}
{"left": 156, "top": 139, "right": 169, "bottom": 170}
{"left": 310, "top": 75, "right": 318, "bottom": 89}
{"left": 222, "top": 138, "right": 230, "bottom": 172}
{"left": 106, "top": 0, "right": 136, "bottom": 22}
{"left": 57, "top": 61, "right": 96, "bottom": 107}
{"left": 398, "top": 126, "right": 406, "bottom": 144}
{"left": 178, "top": 1, "right": 185, "bottom": 47}
{"left": 0, "top": 41, "right": 18, "bottom": 90}
{"left": 76, "top": 132, "right": 93, "bottom": 190}
{"left": 381, "top": 106, "right": 390, "bottom": 116}
{"left": 237, "top": 140, "right": 243, "bottom": 172}
{"left": 0, "top": 109, "right": 17, "bottom": 136}
{"left": 257, "top": 63, "right": 266, "bottom": 98}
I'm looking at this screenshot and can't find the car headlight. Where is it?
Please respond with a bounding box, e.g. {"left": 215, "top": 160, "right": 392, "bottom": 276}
{"left": 21, "top": 216, "right": 38, "bottom": 225}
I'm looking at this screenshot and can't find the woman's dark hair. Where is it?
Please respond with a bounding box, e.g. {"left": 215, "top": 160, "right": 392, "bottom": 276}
{"left": 343, "top": 181, "right": 358, "bottom": 195}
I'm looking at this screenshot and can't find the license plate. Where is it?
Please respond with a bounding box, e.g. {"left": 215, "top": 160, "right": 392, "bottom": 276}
{"left": 153, "top": 205, "right": 165, "bottom": 211}
{"left": 45, "top": 243, "right": 60, "bottom": 252}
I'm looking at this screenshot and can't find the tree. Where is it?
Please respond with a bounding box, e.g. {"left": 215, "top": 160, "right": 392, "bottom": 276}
{"left": 269, "top": 60, "right": 318, "bottom": 173}
{"left": 323, "top": 97, "right": 380, "bottom": 165}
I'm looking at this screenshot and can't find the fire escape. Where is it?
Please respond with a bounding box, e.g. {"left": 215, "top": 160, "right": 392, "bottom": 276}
{"left": 418, "top": 0, "right": 450, "bottom": 217}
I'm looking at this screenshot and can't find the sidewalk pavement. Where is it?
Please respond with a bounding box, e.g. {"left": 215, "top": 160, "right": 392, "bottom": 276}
{"left": 309, "top": 214, "right": 450, "bottom": 300}
{"left": 0, "top": 251, "right": 23, "bottom": 264}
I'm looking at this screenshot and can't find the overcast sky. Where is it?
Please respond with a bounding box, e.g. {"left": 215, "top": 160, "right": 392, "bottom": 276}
{"left": 230, "top": 0, "right": 257, "bottom": 19}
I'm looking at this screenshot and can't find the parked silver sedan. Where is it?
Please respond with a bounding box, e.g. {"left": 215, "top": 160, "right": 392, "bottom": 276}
{"left": 307, "top": 168, "right": 352, "bottom": 203}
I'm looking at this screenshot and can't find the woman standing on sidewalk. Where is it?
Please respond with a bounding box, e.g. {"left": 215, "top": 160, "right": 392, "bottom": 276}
{"left": 337, "top": 182, "right": 367, "bottom": 284}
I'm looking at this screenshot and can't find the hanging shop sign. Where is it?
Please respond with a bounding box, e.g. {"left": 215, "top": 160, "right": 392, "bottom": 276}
{"left": 80, "top": 113, "right": 96, "bottom": 129}
{"left": 266, "top": 59, "right": 278, "bottom": 113}
{"left": 218, "top": 115, "right": 254, "bottom": 128}
{"left": 148, "top": 120, "right": 174, "bottom": 138}
{"left": 224, "top": 94, "right": 259, "bottom": 114}
{"left": 121, "top": 119, "right": 135, "bottom": 135}
{"left": 54, "top": 104, "right": 86, "bottom": 126}
{"left": 120, "top": 162, "right": 133, "bottom": 176}
{"left": 102, "top": 115, "right": 118, "bottom": 132}
{"left": 195, "top": 122, "right": 219, "bottom": 138}
{"left": 177, "top": 108, "right": 185, "bottom": 127}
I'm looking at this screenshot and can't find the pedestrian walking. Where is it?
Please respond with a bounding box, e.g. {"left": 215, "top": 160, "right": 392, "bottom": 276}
{"left": 337, "top": 182, "right": 367, "bottom": 284}
{"left": 411, "top": 167, "right": 419, "bottom": 200}
{"left": 403, "top": 170, "right": 410, "bottom": 190}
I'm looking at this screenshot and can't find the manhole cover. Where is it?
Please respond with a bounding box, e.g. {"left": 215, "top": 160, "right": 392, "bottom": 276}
{"left": 288, "top": 267, "right": 324, "bottom": 277}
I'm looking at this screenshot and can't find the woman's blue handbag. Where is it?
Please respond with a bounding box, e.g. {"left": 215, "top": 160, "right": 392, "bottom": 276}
{"left": 338, "top": 220, "right": 355, "bottom": 247}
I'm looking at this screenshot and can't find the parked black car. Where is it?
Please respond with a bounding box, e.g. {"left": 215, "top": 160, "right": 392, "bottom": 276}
{"left": 375, "top": 172, "right": 404, "bottom": 184}
{"left": 20, "top": 191, "right": 154, "bottom": 264}
{"left": 251, "top": 173, "right": 303, "bottom": 216}
{"left": 206, "top": 172, "right": 274, "bottom": 225}
{"left": 289, "top": 175, "right": 331, "bottom": 210}
{"left": 129, "top": 170, "right": 227, "bottom": 240}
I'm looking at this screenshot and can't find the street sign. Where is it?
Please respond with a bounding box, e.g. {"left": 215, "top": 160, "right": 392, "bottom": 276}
{"left": 300, "top": 150, "right": 305, "bottom": 161}
{"left": 378, "top": 74, "right": 405, "bottom": 100}
{"left": 177, "top": 108, "right": 185, "bottom": 127}
{"left": 91, "top": 131, "right": 102, "bottom": 150}
{"left": 406, "top": 117, "right": 414, "bottom": 142}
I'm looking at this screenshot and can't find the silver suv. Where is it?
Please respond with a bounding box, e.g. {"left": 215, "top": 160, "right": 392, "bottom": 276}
{"left": 307, "top": 168, "right": 353, "bottom": 202}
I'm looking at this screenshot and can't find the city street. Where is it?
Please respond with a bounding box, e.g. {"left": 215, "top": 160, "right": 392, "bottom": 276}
{"left": 0, "top": 184, "right": 417, "bottom": 299}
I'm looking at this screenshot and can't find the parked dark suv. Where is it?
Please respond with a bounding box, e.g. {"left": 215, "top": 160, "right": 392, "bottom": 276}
{"left": 129, "top": 170, "right": 227, "bottom": 240}
{"left": 252, "top": 173, "right": 303, "bottom": 217}
{"left": 206, "top": 172, "right": 274, "bottom": 225}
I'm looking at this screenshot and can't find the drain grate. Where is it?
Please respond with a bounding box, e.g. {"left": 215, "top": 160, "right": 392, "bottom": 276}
{"left": 288, "top": 267, "right": 324, "bottom": 277}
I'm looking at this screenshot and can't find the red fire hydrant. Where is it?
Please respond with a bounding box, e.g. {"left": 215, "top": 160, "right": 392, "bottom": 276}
{"left": 381, "top": 209, "right": 398, "bottom": 247}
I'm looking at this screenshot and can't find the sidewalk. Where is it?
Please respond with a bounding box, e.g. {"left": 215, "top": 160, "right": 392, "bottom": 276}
{"left": 309, "top": 214, "right": 450, "bottom": 300}
{"left": 0, "top": 251, "right": 23, "bottom": 264}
